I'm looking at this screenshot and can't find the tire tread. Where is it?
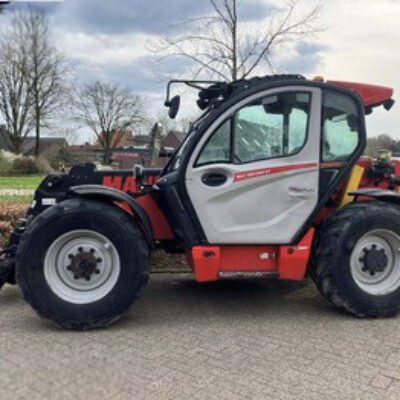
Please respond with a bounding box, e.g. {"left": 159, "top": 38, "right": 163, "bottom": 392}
{"left": 310, "top": 201, "right": 400, "bottom": 318}
{"left": 16, "top": 198, "right": 150, "bottom": 330}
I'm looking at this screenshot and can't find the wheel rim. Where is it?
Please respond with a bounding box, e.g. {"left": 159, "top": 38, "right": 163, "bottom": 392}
{"left": 350, "top": 229, "right": 400, "bottom": 296}
{"left": 44, "top": 230, "right": 121, "bottom": 304}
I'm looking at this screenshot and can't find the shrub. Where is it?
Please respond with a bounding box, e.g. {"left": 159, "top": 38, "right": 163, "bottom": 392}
{"left": 0, "top": 202, "right": 28, "bottom": 248}
{"left": 0, "top": 151, "right": 12, "bottom": 174}
{"left": 35, "top": 155, "right": 53, "bottom": 174}
{"left": 12, "top": 157, "right": 38, "bottom": 174}
{"left": 41, "top": 146, "right": 74, "bottom": 170}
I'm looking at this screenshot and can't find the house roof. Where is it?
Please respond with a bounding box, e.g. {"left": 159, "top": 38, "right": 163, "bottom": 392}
{"left": 69, "top": 142, "right": 102, "bottom": 153}
{"left": 0, "top": 129, "right": 69, "bottom": 154}
{"left": 96, "top": 130, "right": 136, "bottom": 148}
{"left": 23, "top": 137, "right": 69, "bottom": 155}
{"left": 111, "top": 146, "right": 150, "bottom": 155}
{"left": 161, "top": 131, "right": 185, "bottom": 150}
{"left": 125, "top": 135, "right": 151, "bottom": 147}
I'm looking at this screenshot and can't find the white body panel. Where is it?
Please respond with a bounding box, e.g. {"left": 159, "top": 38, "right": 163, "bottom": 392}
{"left": 186, "top": 87, "right": 322, "bottom": 244}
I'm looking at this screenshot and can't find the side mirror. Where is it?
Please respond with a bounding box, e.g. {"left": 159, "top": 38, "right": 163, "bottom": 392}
{"left": 384, "top": 99, "right": 395, "bottom": 111}
{"left": 165, "top": 95, "right": 181, "bottom": 119}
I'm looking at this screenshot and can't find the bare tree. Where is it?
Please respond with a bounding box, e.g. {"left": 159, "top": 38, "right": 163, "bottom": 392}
{"left": 72, "top": 81, "right": 147, "bottom": 165}
{"left": 152, "top": 0, "right": 321, "bottom": 81}
{"left": 154, "top": 111, "right": 194, "bottom": 137}
{"left": 0, "top": 22, "right": 34, "bottom": 154}
{"left": 0, "top": 9, "right": 70, "bottom": 155}
{"left": 19, "top": 10, "right": 70, "bottom": 156}
{"left": 56, "top": 126, "right": 79, "bottom": 146}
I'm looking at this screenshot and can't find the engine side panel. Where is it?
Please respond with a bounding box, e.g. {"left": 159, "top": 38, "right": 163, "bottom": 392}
{"left": 30, "top": 164, "right": 174, "bottom": 242}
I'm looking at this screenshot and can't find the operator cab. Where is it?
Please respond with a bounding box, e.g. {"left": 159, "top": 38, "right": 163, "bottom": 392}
{"left": 158, "top": 76, "right": 393, "bottom": 248}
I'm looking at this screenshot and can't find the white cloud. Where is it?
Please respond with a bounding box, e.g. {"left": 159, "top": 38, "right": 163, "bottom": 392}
{"left": 313, "top": 0, "right": 400, "bottom": 137}
{"left": 3, "top": 0, "right": 400, "bottom": 141}
{"left": 54, "top": 30, "right": 152, "bottom": 66}
{"left": 249, "top": 0, "right": 400, "bottom": 138}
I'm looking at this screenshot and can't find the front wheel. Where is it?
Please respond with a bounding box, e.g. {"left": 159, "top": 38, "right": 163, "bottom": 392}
{"left": 16, "top": 198, "right": 150, "bottom": 330}
{"left": 311, "top": 202, "right": 400, "bottom": 318}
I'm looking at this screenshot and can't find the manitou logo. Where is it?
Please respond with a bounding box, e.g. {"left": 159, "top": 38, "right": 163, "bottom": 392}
{"left": 103, "top": 176, "right": 137, "bottom": 194}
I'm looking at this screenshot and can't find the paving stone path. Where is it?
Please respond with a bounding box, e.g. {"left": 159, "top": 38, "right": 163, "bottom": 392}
{"left": 1, "top": 274, "right": 400, "bottom": 399}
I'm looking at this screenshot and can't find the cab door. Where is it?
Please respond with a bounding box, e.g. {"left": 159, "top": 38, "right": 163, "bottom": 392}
{"left": 185, "top": 86, "right": 322, "bottom": 244}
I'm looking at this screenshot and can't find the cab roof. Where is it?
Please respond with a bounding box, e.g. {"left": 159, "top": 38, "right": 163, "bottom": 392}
{"left": 166, "top": 75, "right": 395, "bottom": 117}
{"left": 196, "top": 75, "right": 395, "bottom": 113}
{"left": 328, "top": 80, "right": 395, "bottom": 112}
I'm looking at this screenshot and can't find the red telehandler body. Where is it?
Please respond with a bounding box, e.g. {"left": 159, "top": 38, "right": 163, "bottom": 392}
{"left": 1, "top": 75, "right": 400, "bottom": 330}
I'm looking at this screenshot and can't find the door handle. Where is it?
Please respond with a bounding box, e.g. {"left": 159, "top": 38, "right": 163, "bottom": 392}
{"left": 201, "top": 172, "right": 228, "bottom": 187}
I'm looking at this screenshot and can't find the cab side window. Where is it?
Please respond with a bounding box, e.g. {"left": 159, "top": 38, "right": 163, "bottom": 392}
{"left": 234, "top": 93, "right": 310, "bottom": 163}
{"left": 196, "top": 92, "right": 311, "bottom": 166}
{"left": 196, "top": 119, "right": 231, "bottom": 166}
{"left": 322, "top": 91, "right": 361, "bottom": 162}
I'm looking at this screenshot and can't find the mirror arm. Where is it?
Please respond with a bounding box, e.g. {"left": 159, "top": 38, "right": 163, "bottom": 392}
{"left": 165, "top": 80, "right": 223, "bottom": 107}
{"left": 165, "top": 80, "right": 179, "bottom": 107}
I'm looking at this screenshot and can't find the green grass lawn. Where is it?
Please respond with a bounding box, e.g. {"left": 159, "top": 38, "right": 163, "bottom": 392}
{"left": 0, "top": 175, "right": 44, "bottom": 203}
{"left": 0, "top": 195, "right": 33, "bottom": 203}
{"left": 0, "top": 175, "right": 44, "bottom": 190}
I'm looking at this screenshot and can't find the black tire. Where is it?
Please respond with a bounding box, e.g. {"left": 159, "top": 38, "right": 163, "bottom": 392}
{"left": 16, "top": 198, "right": 150, "bottom": 330}
{"left": 310, "top": 201, "right": 400, "bottom": 318}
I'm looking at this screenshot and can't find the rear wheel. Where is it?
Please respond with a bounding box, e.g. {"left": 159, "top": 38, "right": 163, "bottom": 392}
{"left": 311, "top": 202, "right": 400, "bottom": 317}
{"left": 350, "top": 229, "right": 400, "bottom": 296}
{"left": 16, "top": 198, "right": 150, "bottom": 330}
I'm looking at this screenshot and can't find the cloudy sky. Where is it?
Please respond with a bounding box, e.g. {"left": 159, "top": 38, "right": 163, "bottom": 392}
{"left": 1, "top": 0, "right": 400, "bottom": 140}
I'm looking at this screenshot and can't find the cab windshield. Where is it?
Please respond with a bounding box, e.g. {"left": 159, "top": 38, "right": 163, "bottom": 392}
{"left": 166, "top": 107, "right": 214, "bottom": 172}
{"left": 169, "top": 132, "right": 194, "bottom": 172}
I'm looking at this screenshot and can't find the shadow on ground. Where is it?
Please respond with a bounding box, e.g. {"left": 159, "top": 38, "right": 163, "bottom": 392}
{"left": 0, "top": 274, "right": 355, "bottom": 333}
